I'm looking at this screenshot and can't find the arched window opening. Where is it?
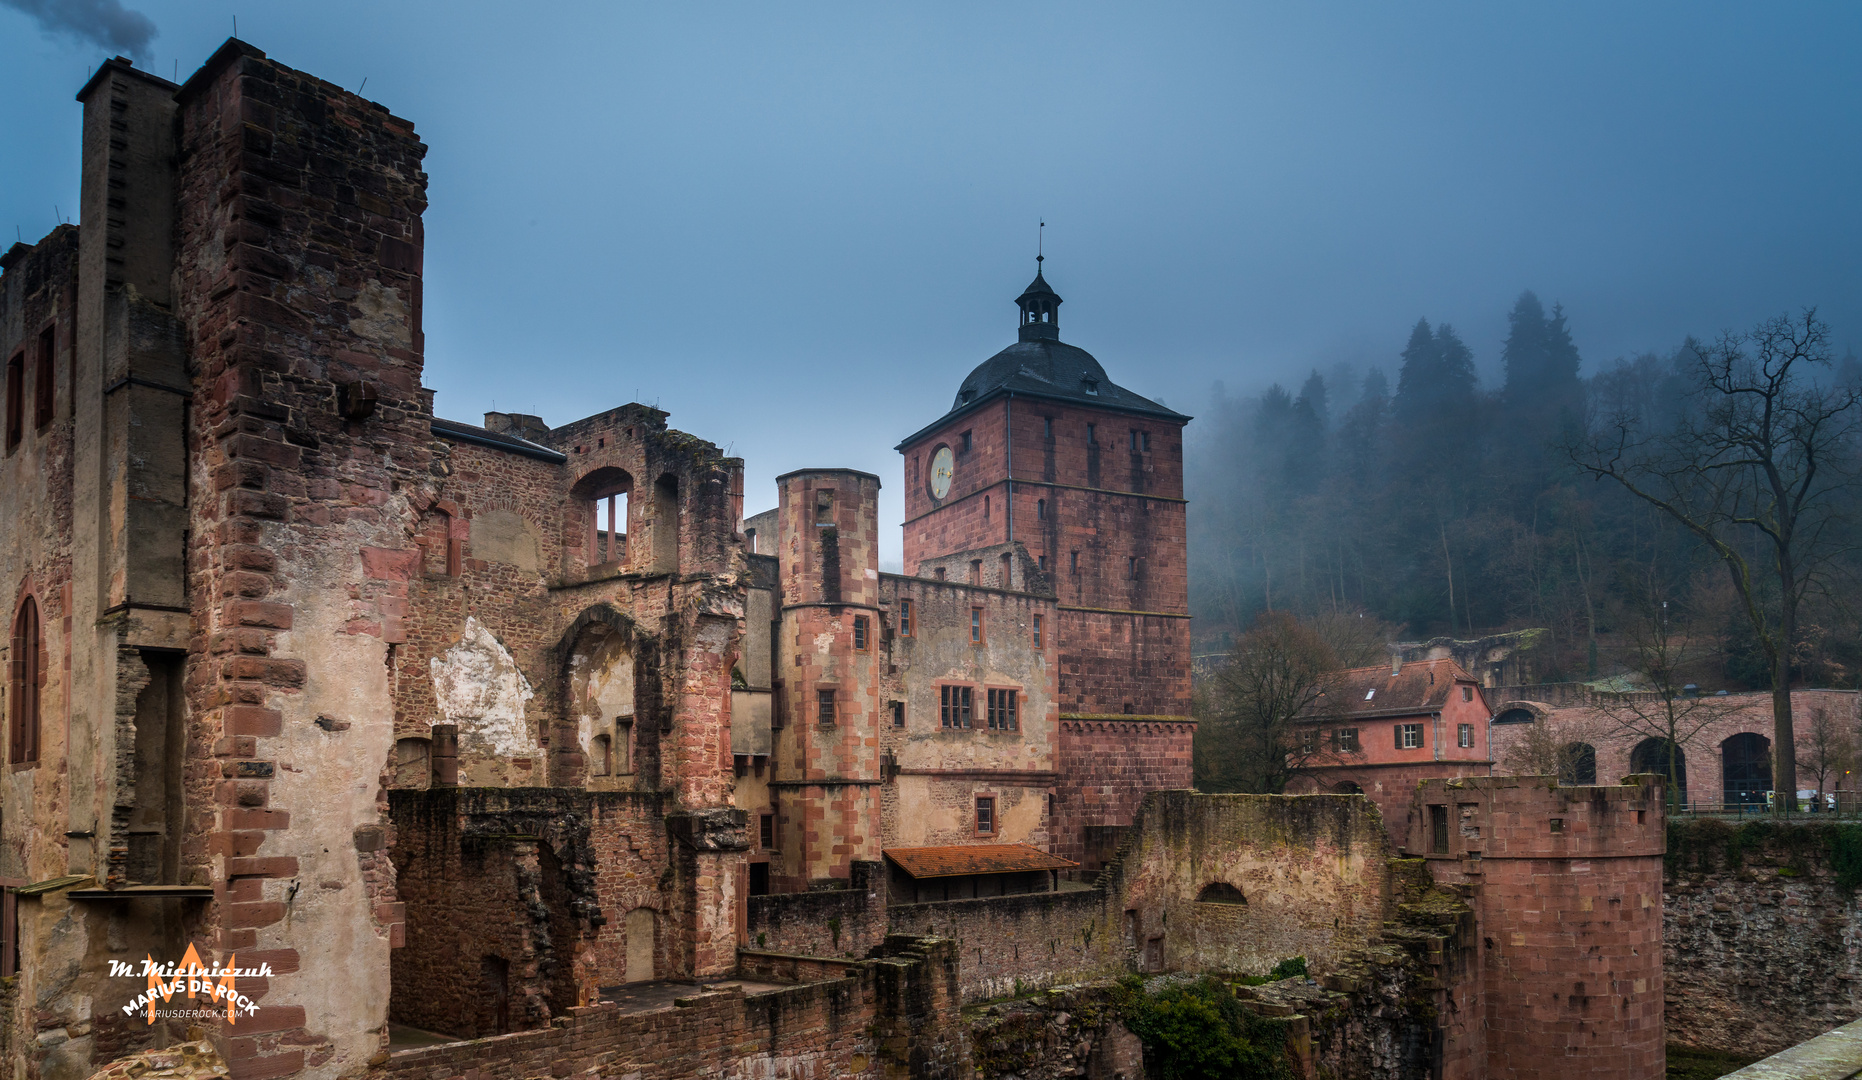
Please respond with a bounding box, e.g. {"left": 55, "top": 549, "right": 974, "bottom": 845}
{"left": 1493, "top": 708, "right": 1537, "bottom": 725}
{"left": 571, "top": 467, "right": 632, "bottom": 569}
{"left": 9, "top": 596, "right": 41, "bottom": 764}
{"left": 1722, "top": 732, "right": 1772, "bottom": 806}
{"left": 1630, "top": 738, "right": 1688, "bottom": 805}
{"left": 1558, "top": 742, "right": 1597, "bottom": 785}
{"left": 1196, "top": 882, "right": 1247, "bottom": 905}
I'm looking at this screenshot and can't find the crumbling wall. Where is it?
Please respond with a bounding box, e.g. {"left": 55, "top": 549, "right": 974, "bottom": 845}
{"left": 746, "top": 860, "right": 888, "bottom": 957}
{"left": 889, "top": 889, "right": 1114, "bottom": 1001}
{"left": 1664, "top": 819, "right": 1862, "bottom": 1057}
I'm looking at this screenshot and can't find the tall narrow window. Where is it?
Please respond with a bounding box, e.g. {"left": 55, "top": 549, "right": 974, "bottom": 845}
{"left": 817, "top": 688, "right": 837, "bottom": 726}
{"left": 1032, "top": 614, "right": 1043, "bottom": 648}
{"left": 1037, "top": 555, "right": 1047, "bottom": 572}
{"left": 1430, "top": 805, "right": 1450, "bottom": 854}
{"left": 984, "top": 495, "right": 990, "bottom": 522}
{"left": 34, "top": 328, "right": 54, "bottom": 429}
{"left": 760, "top": 814, "right": 775, "bottom": 850}
{"left": 1142, "top": 431, "right": 1151, "bottom": 451}
{"left": 892, "top": 701, "right": 906, "bottom": 728}
{"left": 9, "top": 596, "right": 41, "bottom": 765}
{"left": 969, "top": 560, "right": 982, "bottom": 585}
{"left": 898, "top": 598, "right": 913, "bottom": 637}
{"left": 970, "top": 607, "right": 984, "bottom": 644}
{"left": 853, "top": 615, "right": 869, "bottom": 651}
{"left": 961, "top": 430, "right": 973, "bottom": 454}
{"left": 999, "top": 553, "right": 1012, "bottom": 588}
{"left": 1043, "top": 416, "right": 1053, "bottom": 439}
{"left": 934, "top": 567, "right": 946, "bottom": 581}
{"left": 591, "top": 735, "right": 612, "bottom": 776}
{"left": 1037, "top": 498, "right": 1046, "bottom": 520}
{"left": 975, "top": 797, "right": 995, "bottom": 835}
{"left": 4, "top": 354, "right": 22, "bottom": 451}
{"left": 1086, "top": 423, "right": 1096, "bottom": 445}
{"left": 1127, "top": 556, "right": 1138, "bottom": 579}
{"left": 1069, "top": 551, "right": 1079, "bottom": 574}
{"left": 987, "top": 689, "right": 1019, "bottom": 731}
{"left": 1459, "top": 723, "right": 1474, "bottom": 748}
{"left": 1130, "top": 430, "right": 1140, "bottom": 452}
{"left": 940, "top": 685, "right": 973, "bottom": 729}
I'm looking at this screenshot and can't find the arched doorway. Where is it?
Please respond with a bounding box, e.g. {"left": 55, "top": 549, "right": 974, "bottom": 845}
{"left": 1558, "top": 743, "right": 1597, "bottom": 785}
{"left": 1722, "top": 732, "right": 1772, "bottom": 806}
{"left": 1630, "top": 739, "right": 1688, "bottom": 805}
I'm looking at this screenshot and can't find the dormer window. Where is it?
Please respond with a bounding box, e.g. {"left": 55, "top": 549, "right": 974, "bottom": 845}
{"left": 960, "top": 389, "right": 974, "bottom": 403}
{"left": 1083, "top": 379, "right": 1099, "bottom": 396}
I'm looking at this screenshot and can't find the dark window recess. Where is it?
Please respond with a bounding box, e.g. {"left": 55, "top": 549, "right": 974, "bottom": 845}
{"left": 1044, "top": 416, "right": 1053, "bottom": 439}
{"left": 9, "top": 596, "right": 41, "bottom": 764}
{"left": 1142, "top": 431, "right": 1150, "bottom": 451}
{"left": 961, "top": 430, "right": 972, "bottom": 453}
{"left": 3, "top": 354, "right": 21, "bottom": 450}
{"left": 1070, "top": 551, "right": 1079, "bottom": 574}
{"left": 853, "top": 615, "right": 869, "bottom": 651}
{"left": 1086, "top": 423, "right": 1097, "bottom": 444}
{"left": 941, "top": 685, "right": 973, "bottom": 729}
{"left": 934, "top": 567, "right": 946, "bottom": 581}
{"left": 34, "top": 328, "right": 54, "bottom": 429}
{"left": 748, "top": 862, "right": 770, "bottom": 896}
{"left": 987, "top": 688, "right": 1019, "bottom": 731}
{"left": 1430, "top": 805, "right": 1450, "bottom": 853}
{"left": 771, "top": 681, "right": 785, "bottom": 729}
{"left": 1037, "top": 498, "right": 1046, "bottom": 520}
{"left": 1037, "top": 555, "right": 1047, "bottom": 572}
{"left": 760, "top": 813, "right": 775, "bottom": 849}
{"left": 975, "top": 797, "right": 995, "bottom": 834}
{"left": 892, "top": 700, "right": 906, "bottom": 728}
{"left": 817, "top": 689, "right": 837, "bottom": 726}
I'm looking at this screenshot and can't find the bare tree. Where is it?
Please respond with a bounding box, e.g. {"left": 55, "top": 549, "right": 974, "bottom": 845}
{"left": 1194, "top": 611, "right": 1339, "bottom": 794}
{"left": 1589, "top": 595, "right": 1743, "bottom": 807}
{"left": 1500, "top": 708, "right": 1610, "bottom": 783}
{"left": 1573, "top": 311, "right": 1860, "bottom": 812}
{"left": 1796, "top": 704, "right": 1858, "bottom": 810}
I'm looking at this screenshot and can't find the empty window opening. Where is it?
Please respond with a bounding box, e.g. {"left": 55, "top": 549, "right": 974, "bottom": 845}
{"left": 898, "top": 598, "right": 914, "bottom": 636}
{"left": 941, "top": 685, "right": 973, "bottom": 729}
{"left": 591, "top": 734, "right": 612, "bottom": 776}
{"left": 1037, "top": 555, "right": 1047, "bottom": 572}
{"left": 1127, "top": 556, "right": 1138, "bottom": 579}
{"left": 969, "top": 560, "right": 982, "bottom": 585}
{"left": 987, "top": 688, "right": 1019, "bottom": 731}
{"left": 1032, "top": 614, "right": 1044, "bottom": 648}
{"left": 3, "top": 354, "right": 21, "bottom": 450}
{"left": 1196, "top": 882, "right": 1246, "bottom": 905}
{"left": 1070, "top": 551, "right": 1079, "bottom": 574}
{"left": 892, "top": 700, "right": 906, "bottom": 728}
{"left": 999, "top": 553, "right": 1012, "bottom": 588}
{"left": 1037, "top": 498, "right": 1047, "bottom": 520}
{"left": 853, "top": 615, "right": 869, "bottom": 651}
{"left": 815, "top": 489, "right": 836, "bottom": 525}
{"left": 9, "top": 596, "right": 41, "bottom": 765}
{"left": 748, "top": 862, "right": 770, "bottom": 896}
{"left": 34, "top": 328, "right": 54, "bottom": 429}
{"left": 1430, "top": 805, "right": 1450, "bottom": 853}
{"left": 817, "top": 688, "right": 837, "bottom": 726}
{"left": 1397, "top": 723, "right": 1423, "bottom": 749}
{"left": 961, "top": 430, "right": 973, "bottom": 454}
{"left": 126, "top": 650, "right": 184, "bottom": 884}
{"left": 574, "top": 467, "right": 633, "bottom": 568}
{"left": 1043, "top": 416, "right": 1053, "bottom": 439}
{"left": 984, "top": 495, "right": 990, "bottom": 521}
{"left": 1086, "top": 422, "right": 1097, "bottom": 444}
{"left": 652, "top": 473, "right": 679, "bottom": 570}
{"left": 934, "top": 567, "right": 947, "bottom": 581}
{"left": 617, "top": 720, "right": 634, "bottom": 773}
{"left": 975, "top": 797, "right": 995, "bottom": 835}
{"left": 970, "top": 607, "right": 984, "bottom": 643}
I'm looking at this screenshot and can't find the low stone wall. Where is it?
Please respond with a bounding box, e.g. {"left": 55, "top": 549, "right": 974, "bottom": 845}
{"left": 746, "top": 860, "right": 888, "bottom": 957}
{"left": 1665, "top": 819, "right": 1862, "bottom": 1057}
{"left": 890, "top": 889, "right": 1115, "bottom": 1001}
{"left": 373, "top": 937, "right": 969, "bottom": 1080}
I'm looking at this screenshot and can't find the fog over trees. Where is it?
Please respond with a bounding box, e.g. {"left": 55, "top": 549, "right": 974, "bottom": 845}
{"left": 1187, "top": 294, "right": 1862, "bottom": 696}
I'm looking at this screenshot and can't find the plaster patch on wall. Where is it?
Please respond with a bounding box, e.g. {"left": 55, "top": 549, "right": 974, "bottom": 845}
{"left": 430, "top": 617, "right": 534, "bottom": 756}
{"left": 348, "top": 281, "right": 412, "bottom": 346}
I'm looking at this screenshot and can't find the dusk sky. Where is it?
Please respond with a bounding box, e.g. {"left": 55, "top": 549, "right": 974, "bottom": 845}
{"left": 4, "top": 1, "right": 1857, "bottom": 568}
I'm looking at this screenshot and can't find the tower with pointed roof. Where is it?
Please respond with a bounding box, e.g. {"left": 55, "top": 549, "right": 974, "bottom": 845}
{"left": 894, "top": 267, "right": 1194, "bottom": 869}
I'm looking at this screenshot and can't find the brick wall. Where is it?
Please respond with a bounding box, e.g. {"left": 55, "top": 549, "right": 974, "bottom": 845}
{"left": 1052, "top": 719, "right": 1193, "bottom": 869}
{"left": 745, "top": 860, "right": 888, "bottom": 956}
{"left": 1664, "top": 819, "right": 1862, "bottom": 1057}
{"left": 1058, "top": 610, "right": 1192, "bottom": 718}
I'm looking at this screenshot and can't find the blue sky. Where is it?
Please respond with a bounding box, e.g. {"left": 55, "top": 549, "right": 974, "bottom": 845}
{"left": 3, "top": 2, "right": 1857, "bottom": 567}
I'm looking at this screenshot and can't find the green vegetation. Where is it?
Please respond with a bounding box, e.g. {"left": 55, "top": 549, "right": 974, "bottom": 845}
{"left": 1666, "top": 818, "right": 1862, "bottom": 889}
{"left": 1666, "top": 1043, "right": 1761, "bottom": 1080}
{"left": 1237, "top": 956, "right": 1309, "bottom": 986}
{"left": 1114, "top": 975, "right": 1291, "bottom": 1080}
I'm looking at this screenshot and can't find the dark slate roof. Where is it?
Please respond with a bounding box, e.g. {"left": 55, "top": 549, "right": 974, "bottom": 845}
{"left": 884, "top": 843, "right": 1077, "bottom": 879}
{"left": 895, "top": 338, "right": 1189, "bottom": 450}
{"left": 431, "top": 416, "right": 567, "bottom": 463}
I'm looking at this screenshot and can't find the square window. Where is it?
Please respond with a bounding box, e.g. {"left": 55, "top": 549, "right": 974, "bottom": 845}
{"left": 987, "top": 688, "right": 1020, "bottom": 731}
{"left": 1397, "top": 723, "right": 1423, "bottom": 750}
{"left": 941, "top": 685, "right": 973, "bottom": 729}
{"left": 898, "top": 598, "right": 913, "bottom": 637}
{"left": 975, "top": 797, "right": 995, "bottom": 835}
{"left": 1032, "top": 614, "right": 1043, "bottom": 649}
{"left": 970, "top": 607, "right": 984, "bottom": 644}
{"left": 1336, "top": 728, "right": 1359, "bottom": 752}
{"left": 853, "top": 615, "right": 869, "bottom": 651}
{"left": 817, "top": 688, "right": 837, "bottom": 726}
{"left": 1459, "top": 723, "right": 1473, "bottom": 748}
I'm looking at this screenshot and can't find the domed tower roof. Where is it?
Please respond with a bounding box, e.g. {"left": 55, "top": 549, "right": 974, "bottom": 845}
{"left": 896, "top": 268, "right": 1189, "bottom": 449}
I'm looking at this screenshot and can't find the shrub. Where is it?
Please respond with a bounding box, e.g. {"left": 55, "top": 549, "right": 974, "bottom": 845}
{"left": 1115, "top": 976, "right": 1291, "bottom": 1080}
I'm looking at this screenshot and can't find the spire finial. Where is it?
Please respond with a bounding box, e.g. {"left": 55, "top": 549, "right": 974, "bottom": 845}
{"left": 1037, "top": 220, "right": 1044, "bottom": 271}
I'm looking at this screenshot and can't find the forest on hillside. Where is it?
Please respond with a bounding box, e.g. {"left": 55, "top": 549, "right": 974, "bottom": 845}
{"left": 1185, "top": 294, "right": 1862, "bottom": 692}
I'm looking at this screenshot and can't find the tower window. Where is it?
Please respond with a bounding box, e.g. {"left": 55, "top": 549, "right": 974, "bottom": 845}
{"left": 4, "top": 353, "right": 21, "bottom": 451}
{"left": 9, "top": 595, "right": 41, "bottom": 764}
{"left": 969, "top": 560, "right": 982, "bottom": 584}
{"left": 892, "top": 700, "right": 906, "bottom": 728}
{"left": 1043, "top": 416, "right": 1053, "bottom": 439}
{"left": 1086, "top": 423, "right": 1097, "bottom": 444}
{"left": 1037, "top": 555, "right": 1047, "bottom": 572}
{"left": 1032, "top": 614, "right": 1043, "bottom": 648}
{"left": 961, "top": 430, "right": 972, "bottom": 454}
{"left": 898, "top": 598, "right": 913, "bottom": 637}
{"left": 970, "top": 607, "right": 984, "bottom": 644}
{"left": 817, "top": 689, "right": 837, "bottom": 726}
{"left": 975, "top": 797, "right": 995, "bottom": 835}
{"left": 853, "top": 616, "right": 869, "bottom": 651}
{"left": 1127, "top": 556, "right": 1138, "bottom": 579}
{"left": 1037, "top": 498, "right": 1046, "bottom": 520}
{"left": 1070, "top": 551, "right": 1079, "bottom": 574}
{"left": 984, "top": 495, "right": 990, "bottom": 522}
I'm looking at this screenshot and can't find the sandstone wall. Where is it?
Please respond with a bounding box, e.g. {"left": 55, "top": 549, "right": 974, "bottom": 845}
{"left": 746, "top": 860, "right": 888, "bottom": 957}
{"left": 889, "top": 889, "right": 1114, "bottom": 1001}
{"left": 1664, "top": 819, "right": 1862, "bottom": 1057}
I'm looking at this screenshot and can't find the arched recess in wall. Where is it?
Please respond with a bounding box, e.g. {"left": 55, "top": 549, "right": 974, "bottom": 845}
{"left": 1629, "top": 738, "right": 1688, "bottom": 804}
{"left": 558, "top": 604, "right": 655, "bottom": 788}
{"left": 571, "top": 467, "right": 632, "bottom": 570}
{"left": 1196, "top": 882, "right": 1247, "bottom": 905}
{"left": 9, "top": 594, "right": 41, "bottom": 764}
{"left": 1722, "top": 732, "right": 1772, "bottom": 806}
{"left": 1558, "top": 742, "right": 1597, "bottom": 785}
{"left": 1333, "top": 780, "right": 1364, "bottom": 795}
{"left": 1492, "top": 707, "right": 1538, "bottom": 726}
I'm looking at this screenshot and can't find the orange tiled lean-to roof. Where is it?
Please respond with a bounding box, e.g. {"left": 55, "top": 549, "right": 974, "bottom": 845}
{"left": 883, "top": 843, "right": 1078, "bottom": 879}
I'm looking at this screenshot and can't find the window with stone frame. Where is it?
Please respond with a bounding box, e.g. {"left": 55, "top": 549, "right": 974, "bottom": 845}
{"left": 974, "top": 796, "right": 995, "bottom": 835}
{"left": 940, "top": 685, "right": 973, "bottom": 729}
{"left": 760, "top": 813, "right": 775, "bottom": 850}
{"left": 817, "top": 688, "right": 837, "bottom": 726}
{"left": 897, "top": 598, "right": 913, "bottom": 636}
{"left": 970, "top": 606, "right": 984, "bottom": 643}
{"left": 986, "top": 688, "right": 1019, "bottom": 731}
{"left": 1032, "top": 614, "right": 1043, "bottom": 648}
{"left": 853, "top": 615, "right": 869, "bottom": 651}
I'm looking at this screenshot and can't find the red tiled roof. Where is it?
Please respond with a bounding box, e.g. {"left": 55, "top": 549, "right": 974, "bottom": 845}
{"left": 883, "top": 843, "right": 1078, "bottom": 879}
{"left": 1299, "top": 658, "right": 1483, "bottom": 720}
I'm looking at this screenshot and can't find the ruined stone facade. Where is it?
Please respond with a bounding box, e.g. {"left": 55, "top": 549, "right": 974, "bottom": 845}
{"left": 2, "top": 41, "right": 1676, "bottom": 1080}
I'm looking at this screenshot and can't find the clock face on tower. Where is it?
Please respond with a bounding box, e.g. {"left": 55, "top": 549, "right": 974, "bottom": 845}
{"left": 929, "top": 445, "right": 955, "bottom": 499}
